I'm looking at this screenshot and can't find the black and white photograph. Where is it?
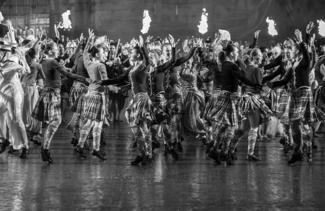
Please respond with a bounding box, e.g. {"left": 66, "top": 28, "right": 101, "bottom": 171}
{"left": 0, "top": 0, "right": 325, "bottom": 210}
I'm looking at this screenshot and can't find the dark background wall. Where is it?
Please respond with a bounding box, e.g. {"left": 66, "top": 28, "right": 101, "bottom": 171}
{"left": 48, "top": 0, "right": 325, "bottom": 46}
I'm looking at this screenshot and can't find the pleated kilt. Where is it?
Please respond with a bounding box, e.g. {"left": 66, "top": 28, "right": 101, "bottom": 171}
{"left": 165, "top": 84, "right": 184, "bottom": 115}
{"left": 150, "top": 91, "right": 171, "bottom": 125}
{"left": 202, "top": 89, "right": 221, "bottom": 122}
{"left": 204, "top": 90, "right": 244, "bottom": 127}
{"left": 79, "top": 91, "right": 106, "bottom": 121}
{"left": 69, "top": 81, "right": 87, "bottom": 107}
{"left": 125, "top": 93, "right": 155, "bottom": 128}
{"left": 32, "top": 87, "right": 61, "bottom": 122}
{"left": 238, "top": 92, "right": 273, "bottom": 124}
{"left": 272, "top": 88, "right": 290, "bottom": 125}
{"left": 288, "top": 88, "right": 325, "bottom": 123}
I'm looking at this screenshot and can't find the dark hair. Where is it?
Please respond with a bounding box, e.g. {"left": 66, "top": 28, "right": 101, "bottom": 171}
{"left": 88, "top": 44, "right": 104, "bottom": 57}
{"left": 219, "top": 44, "right": 237, "bottom": 63}
{"left": 27, "top": 47, "right": 39, "bottom": 59}
{"left": 43, "top": 42, "right": 57, "bottom": 55}
{"left": 133, "top": 45, "right": 144, "bottom": 60}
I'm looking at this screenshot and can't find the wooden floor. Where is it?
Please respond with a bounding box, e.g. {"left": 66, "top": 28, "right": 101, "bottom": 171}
{"left": 1, "top": 112, "right": 325, "bottom": 210}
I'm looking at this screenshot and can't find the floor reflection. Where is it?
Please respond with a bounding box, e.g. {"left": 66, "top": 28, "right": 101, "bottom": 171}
{"left": 1, "top": 119, "right": 325, "bottom": 210}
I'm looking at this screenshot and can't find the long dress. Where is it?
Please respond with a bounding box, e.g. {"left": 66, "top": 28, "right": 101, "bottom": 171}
{"left": 180, "top": 64, "right": 206, "bottom": 136}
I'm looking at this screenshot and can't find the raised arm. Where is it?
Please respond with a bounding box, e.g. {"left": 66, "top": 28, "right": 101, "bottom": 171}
{"left": 174, "top": 47, "right": 197, "bottom": 67}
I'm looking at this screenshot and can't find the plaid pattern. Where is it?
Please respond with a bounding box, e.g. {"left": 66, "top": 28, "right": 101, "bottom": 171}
{"left": 274, "top": 88, "right": 290, "bottom": 120}
{"left": 150, "top": 92, "right": 171, "bottom": 125}
{"left": 238, "top": 92, "right": 273, "bottom": 124}
{"left": 80, "top": 91, "right": 106, "bottom": 121}
{"left": 203, "top": 89, "right": 221, "bottom": 122}
{"left": 204, "top": 91, "right": 243, "bottom": 127}
{"left": 32, "top": 88, "right": 61, "bottom": 122}
{"left": 288, "top": 88, "right": 325, "bottom": 123}
{"left": 165, "top": 84, "right": 184, "bottom": 115}
{"left": 125, "top": 93, "right": 155, "bottom": 128}
{"left": 69, "top": 82, "right": 87, "bottom": 106}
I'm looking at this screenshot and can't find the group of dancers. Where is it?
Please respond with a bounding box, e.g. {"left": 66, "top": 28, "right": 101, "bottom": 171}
{"left": 0, "top": 19, "right": 325, "bottom": 166}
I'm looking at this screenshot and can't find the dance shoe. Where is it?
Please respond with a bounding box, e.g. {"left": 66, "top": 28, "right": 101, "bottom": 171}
{"left": 19, "top": 148, "right": 28, "bottom": 159}
{"left": 40, "top": 148, "right": 53, "bottom": 164}
{"left": 142, "top": 155, "right": 154, "bottom": 165}
{"left": 92, "top": 150, "right": 106, "bottom": 160}
{"left": 131, "top": 155, "right": 144, "bottom": 165}
{"left": 170, "top": 148, "right": 179, "bottom": 160}
{"left": 0, "top": 139, "right": 10, "bottom": 154}
{"left": 288, "top": 152, "right": 304, "bottom": 165}
{"left": 279, "top": 137, "right": 286, "bottom": 147}
{"left": 75, "top": 146, "right": 87, "bottom": 158}
{"left": 152, "top": 141, "right": 160, "bottom": 151}
{"left": 70, "top": 138, "right": 78, "bottom": 147}
{"left": 247, "top": 154, "right": 261, "bottom": 161}
{"left": 8, "top": 146, "right": 19, "bottom": 154}
{"left": 177, "top": 142, "right": 183, "bottom": 153}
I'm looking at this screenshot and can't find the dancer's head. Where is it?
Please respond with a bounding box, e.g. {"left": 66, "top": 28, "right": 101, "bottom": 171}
{"left": 162, "top": 43, "right": 172, "bottom": 61}
{"left": 250, "top": 48, "right": 263, "bottom": 65}
{"left": 130, "top": 45, "right": 143, "bottom": 62}
{"left": 44, "top": 42, "right": 59, "bottom": 58}
{"left": 283, "top": 38, "right": 301, "bottom": 60}
{"left": 88, "top": 43, "right": 105, "bottom": 62}
{"left": 219, "top": 44, "right": 238, "bottom": 63}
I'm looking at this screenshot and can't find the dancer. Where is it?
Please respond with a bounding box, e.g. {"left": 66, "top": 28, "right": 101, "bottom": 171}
{"left": 32, "top": 41, "right": 90, "bottom": 163}
{"left": 266, "top": 28, "right": 325, "bottom": 164}
{"left": 125, "top": 35, "right": 154, "bottom": 165}
{"left": 147, "top": 35, "right": 178, "bottom": 159}
{"left": 231, "top": 48, "right": 273, "bottom": 161}
{"left": 207, "top": 44, "right": 262, "bottom": 165}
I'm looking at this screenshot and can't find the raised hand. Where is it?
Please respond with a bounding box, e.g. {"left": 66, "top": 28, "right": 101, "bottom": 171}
{"left": 294, "top": 29, "right": 303, "bottom": 43}
{"left": 167, "top": 34, "right": 179, "bottom": 47}
{"left": 88, "top": 28, "right": 94, "bottom": 39}
{"left": 306, "top": 21, "right": 315, "bottom": 34}
{"left": 254, "top": 30, "right": 261, "bottom": 38}
{"left": 146, "top": 35, "right": 153, "bottom": 44}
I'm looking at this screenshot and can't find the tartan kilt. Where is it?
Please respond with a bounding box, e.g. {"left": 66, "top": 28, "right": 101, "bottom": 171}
{"left": 150, "top": 92, "right": 171, "bottom": 125}
{"left": 288, "top": 88, "right": 325, "bottom": 123}
{"left": 202, "top": 89, "right": 221, "bottom": 122}
{"left": 205, "top": 91, "right": 244, "bottom": 127}
{"left": 273, "top": 88, "right": 290, "bottom": 125}
{"left": 238, "top": 92, "right": 273, "bottom": 124}
{"left": 80, "top": 91, "right": 106, "bottom": 121}
{"left": 165, "top": 85, "right": 184, "bottom": 115}
{"left": 125, "top": 93, "right": 155, "bottom": 128}
{"left": 32, "top": 88, "right": 61, "bottom": 122}
{"left": 69, "top": 82, "right": 87, "bottom": 107}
